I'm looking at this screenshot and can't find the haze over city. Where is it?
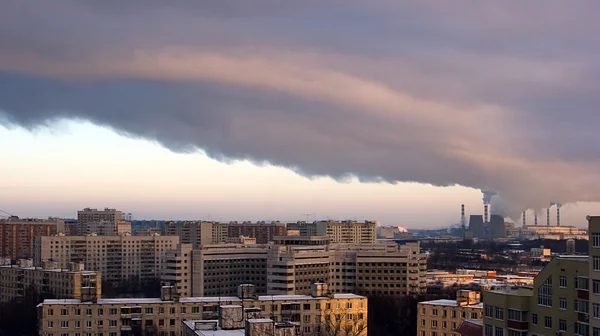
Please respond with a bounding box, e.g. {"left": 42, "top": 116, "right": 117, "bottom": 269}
{"left": 1, "top": 1, "right": 600, "bottom": 228}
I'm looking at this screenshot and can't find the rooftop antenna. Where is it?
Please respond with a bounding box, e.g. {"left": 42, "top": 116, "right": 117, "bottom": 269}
{"left": 303, "top": 213, "right": 311, "bottom": 222}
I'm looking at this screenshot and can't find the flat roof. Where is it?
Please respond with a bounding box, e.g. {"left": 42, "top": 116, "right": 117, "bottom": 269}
{"left": 41, "top": 293, "right": 365, "bottom": 306}
{"left": 182, "top": 320, "right": 244, "bottom": 336}
{"left": 418, "top": 299, "right": 482, "bottom": 309}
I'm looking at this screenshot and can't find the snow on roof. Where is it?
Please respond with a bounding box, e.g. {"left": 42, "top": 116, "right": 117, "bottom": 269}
{"left": 418, "top": 299, "right": 482, "bottom": 309}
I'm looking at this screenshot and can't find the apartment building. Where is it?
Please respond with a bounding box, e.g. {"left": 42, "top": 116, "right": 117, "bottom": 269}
{"left": 164, "top": 221, "right": 227, "bottom": 248}
{"left": 0, "top": 217, "right": 66, "bottom": 260}
{"left": 73, "top": 208, "right": 131, "bottom": 236}
{"left": 483, "top": 255, "right": 589, "bottom": 336}
{"left": 267, "top": 245, "right": 331, "bottom": 295}
{"left": 589, "top": 216, "right": 600, "bottom": 335}
{"left": 38, "top": 284, "right": 368, "bottom": 336}
{"left": 0, "top": 259, "right": 101, "bottom": 303}
{"left": 227, "top": 221, "right": 286, "bottom": 244}
{"left": 417, "top": 290, "right": 484, "bottom": 336}
{"left": 161, "top": 243, "right": 269, "bottom": 297}
{"left": 34, "top": 234, "right": 179, "bottom": 285}
{"left": 286, "top": 220, "right": 377, "bottom": 244}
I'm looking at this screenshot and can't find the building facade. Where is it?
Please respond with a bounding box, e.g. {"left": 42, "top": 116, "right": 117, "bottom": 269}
{"left": 0, "top": 217, "right": 66, "bottom": 260}
{"left": 589, "top": 216, "right": 600, "bottom": 335}
{"left": 34, "top": 234, "right": 179, "bottom": 285}
{"left": 417, "top": 290, "right": 483, "bottom": 336}
{"left": 164, "top": 221, "right": 227, "bottom": 248}
{"left": 286, "top": 220, "right": 377, "bottom": 244}
{"left": 227, "top": 221, "right": 286, "bottom": 244}
{"left": 0, "top": 259, "right": 101, "bottom": 303}
{"left": 74, "top": 208, "right": 131, "bottom": 236}
{"left": 38, "top": 284, "right": 368, "bottom": 336}
{"left": 483, "top": 255, "right": 589, "bottom": 336}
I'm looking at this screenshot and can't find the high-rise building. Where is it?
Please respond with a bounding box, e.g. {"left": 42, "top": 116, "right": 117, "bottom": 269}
{"left": 0, "top": 217, "right": 66, "bottom": 260}
{"left": 0, "top": 259, "right": 101, "bottom": 303}
{"left": 417, "top": 290, "right": 483, "bottom": 336}
{"left": 164, "top": 221, "right": 227, "bottom": 247}
{"left": 482, "top": 255, "right": 589, "bottom": 336}
{"left": 286, "top": 220, "right": 377, "bottom": 244}
{"left": 74, "top": 208, "right": 131, "bottom": 236}
{"left": 38, "top": 284, "right": 368, "bottom": 336}
{"left": 34, "top": 234, "right": 179, "bottom": 285}
{"left": 227, "top": 221, "right": 286, "bottom": 244}
{"left": 589, "top": 216, "right": 600, "bottom": 335}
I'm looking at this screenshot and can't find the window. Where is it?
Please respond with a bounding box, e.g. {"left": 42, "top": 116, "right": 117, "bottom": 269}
{"left": 303, "top": 304, "right": 311, "bottom": 311}
{"left": 575, "top": 299, "right": 589, "bottom": 313}
{"left": 507, "top": 309, "right": 524, "bottom": 321}
{"left": 170, "top": 307, "right": 175, "bottom": 314}
{"left": 559, "top": 275, "right": 567, "bottom": 288}
{"left": 48, "top": 309, "right": 54, "bottom": 316}
{"left": 109, "top": 320, "right": 117, "bottom": 327}
{"left": 495, "top": 307, "right": 504, "bottom": 320}
{"left": 559, "top": 297, "right": 567, "bottom": 310}
{"left": 594, "top": 280, "right": 600, "bottom": 294}
{"left": 75, "top": 321, "right": 81, "bottom": 328}
{"left": 180, "top": 307, "right": 186, "bottom": 314}
{"left": 48, "top": 321, "right": 54, "bottom": 328}
{"left": 145, "top": 320, "right": 153, "bottom": 327}
{"left": 593, "top": 232, "right": 600, "bottom": 247}
{"left": 544, "top": 316, "right": 552, "bottom": 329}
{"left": 109, "top": 308, "right": 117, "bottom": 316}
{"left": 98, "top": 309, "right": 103, "bottom": 316}
{"left": 159, "top": 319, "right": 164, "bottom": 326}
{"left": 576, "top": 277, "right": 589, "bottom": 290}
{"left": 485, "top": 305, "right": 493, "bottom": 318}
{"left": 325, "top": 303, "right": 331, "bottom": 310}
{"left": 303, "top": 326, "right": 311, "bottom": 333}
{"left": 431, "top": 320, "right": 438, "bottom": 327}
{"left": 432, "top": 308, "right": 438, "bottom": 316}
{"left": 304, "top": 315, "right": 310, "bottom": 323}
{"left": 97, "top": 321, "right": 103, "bottom": 327}
{"left": 86, "top": 309, "right": 92, "bottom": 316}
{"left": 538, "top": 277, "right": 552, "bottom": 307}
{"left": 594, "top": 327, "right": 600, "bottom": 336}
{"left": 358, "top": 313, "right": 364, "bottom": 320}
{"left": 575, "top": 323, "right": 589, "bottom": 336}
{"left": 60, "top": 309, "right": 68, "bottom": 316}
{"left": 191, "top": 306, "right": 200, "bottom": 314}
{"left": 472, "top": 312, "right": 478, "bottom": 319}
{"left": 60, "top": 321, "right": 68, "bottom": 328}
{"left": 442, "top": 321, "right": 447, "bottom": 329}
{"left": 86, "top": 321, "right": 92, "bottom": 329}
{"left": 594, "top": 303, "right": 600, "bottom": 318}
{"left": 145, "top": 308, "right": 153, "bottom": 314}
{"left": 346, "top": 302, "right": 353, "bottom": 309}
{"left": 559, "top": 319, "right": 566, "bottom": 332}
{"left": 75, "top": 309, "right": 81, "bottom": 316}
{"left": 495, "top": 328, "right": 504, "bottom": 336}
{"left": 532, "top": 313, "right": 538, "bottom": 325}
{"left": 594, "top": 256, "right": 600, "bottom": 271}
{"left": 169, "top": 319, "right": 175, "bottom": 326}
{"left": 421, "top": 319, "right": 425, "bottom": 327}
{"left": 484, "top": 325, "right": 493, "bottom": 336}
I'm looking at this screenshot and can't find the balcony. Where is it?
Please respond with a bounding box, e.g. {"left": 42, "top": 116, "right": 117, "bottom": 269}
{"left": 507, "top": 320, "right": 528, "bottom": 331}
{"left": 121, "top": 325, "right": 132, "bottom": 331}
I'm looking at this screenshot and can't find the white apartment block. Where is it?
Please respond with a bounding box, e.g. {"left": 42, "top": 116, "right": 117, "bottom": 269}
{"left": 34, "top": 234, "right": 179, "bottom": 284}
{"left": 286, "top": 220, "right": 377, "bottom": 244}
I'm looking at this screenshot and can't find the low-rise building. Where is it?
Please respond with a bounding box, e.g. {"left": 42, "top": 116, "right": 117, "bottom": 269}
{"left": 0, "top": 259, "right": 101, "bottom": 303}
{"left": 38, "top": 284, "right": 368, "bottom": 336}
{"left": 417, "top": 290, "right": 483, "bottom": 336}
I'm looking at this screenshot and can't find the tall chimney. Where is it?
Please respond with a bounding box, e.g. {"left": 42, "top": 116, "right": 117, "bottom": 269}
{"left": 522, "top": 211, "right": 526, "bottom": 226}
{"left": 484, "top": 204, "right": 489, "bottom": 223}
{"left": 557, "top": 206, "right": 561, "bottom": 227}
{"left": 546, "top": 208, "right": 550, "bottom": 227}
{"left": 534, "top": 213, "right": 538, "bottom": 226}
{"left": 461, "top": 204, "right": 466, "bottom": 228}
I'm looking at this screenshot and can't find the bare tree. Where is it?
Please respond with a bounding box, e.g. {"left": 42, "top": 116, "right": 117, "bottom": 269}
{"left": 315, "top": 307, "right": 368, "bottom": 336}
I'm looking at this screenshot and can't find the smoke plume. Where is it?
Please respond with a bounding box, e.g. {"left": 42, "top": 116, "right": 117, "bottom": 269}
{"left": 1, "top": 1, "right": 600, "bottom": 219}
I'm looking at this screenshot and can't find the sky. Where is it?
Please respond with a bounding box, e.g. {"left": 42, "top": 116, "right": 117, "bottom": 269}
{"left": 0, "top": 1, "right": 599, "bottom": 228}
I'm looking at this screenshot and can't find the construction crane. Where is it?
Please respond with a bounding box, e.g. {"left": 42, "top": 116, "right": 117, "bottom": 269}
{"left": 0, "top": 209, "right": 15, "bottom": 218}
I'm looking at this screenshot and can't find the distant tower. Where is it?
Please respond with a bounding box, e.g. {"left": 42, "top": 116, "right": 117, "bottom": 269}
{"left": 482, "top": 190, "right": 496, "bottom": 223}
{"left": 546, "top": 208, "right": 550, "bottom": 226}
{"left": 556, "top": 203, "right": 562, "bottom": 227}
{"left": 522, "top": 211, "right": 526, "bottom": 226}
{"left": 534, "top": 212, "right": 538, "bottom": 226}
{"left": 461, "top": 204, "right": 466, "bottom": 228}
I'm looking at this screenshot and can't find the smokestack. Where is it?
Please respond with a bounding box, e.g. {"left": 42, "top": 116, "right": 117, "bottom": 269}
{"left": 484, "top": 204, "right": 489, "bottom": 223}
{"left": 546, "top": 208, "right": 550, "bottom": 227}
{"left": 534, "top": 212, "right": 538, "bottom": 226}
{"left": 461, "top": 204, "right": 465, "bottom": 228}
{"left": 522, "top": 211, "right": 526, "bottom": 226}
{"left": 556, "top": 203, "right": 562, "bottom": 227}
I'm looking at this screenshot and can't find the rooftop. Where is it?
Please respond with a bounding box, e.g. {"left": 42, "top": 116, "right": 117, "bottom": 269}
{"left": 183, "top": 320, "right": 245, "bottom": 336}
{"left": 40, "top": 293, "right": 365, "bottom": 306}
{"left": 418, "top": 299, "right": 483, "bottom": 309}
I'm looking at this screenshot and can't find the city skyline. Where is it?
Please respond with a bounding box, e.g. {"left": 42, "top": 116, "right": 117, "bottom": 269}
{"left": 1, "top": 2, "right": 599, "bottom": 228}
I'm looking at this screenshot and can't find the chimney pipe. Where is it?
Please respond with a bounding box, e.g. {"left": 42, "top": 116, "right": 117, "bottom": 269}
{"left": 534, "top": 213, "right": 538, "bottom": 226}
{"left": 522, "top": 211, "right": 526, "bottom": 226}
{"left": 484, "top": 204, "right": 489, "bottom": 223}
{"left": 461, "top": 204, "right": 465, "bottom": 228}
{"left": 557, "top": 206, "right": 560, "bottom": 227}
{"left": 546, "top": 208, "right": 550, "bottom": 227}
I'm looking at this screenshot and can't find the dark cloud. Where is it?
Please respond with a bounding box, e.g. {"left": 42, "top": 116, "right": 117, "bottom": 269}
{"left": 1, "top": 0, "right": 599, "bottom": 219}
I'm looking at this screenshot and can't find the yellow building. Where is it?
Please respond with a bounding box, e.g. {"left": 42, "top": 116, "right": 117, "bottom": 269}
{"left": 0, "top": 259, "right": 101, "bottom": 303}
{"left": 588, "top": 216, "right": 600, "bottom": 335}
{"left": 38, "top": 284, "right": 367, "bottom": 336}
{"left": 483, "top": 255, "right": 589, "bottom": 336}
{"left": 417, "top": 290, "right": 483, "bottom": 336}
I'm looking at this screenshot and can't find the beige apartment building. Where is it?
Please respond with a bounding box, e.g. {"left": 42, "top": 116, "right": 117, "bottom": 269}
{"left": 589, "top": 216, "right": 600, "bottom": 336}
{"left": 483, "top": 254, "right": 589, "bottom": 336}
{"left": 0, "top": 217, "right": 66, "bottom": 260}
{"left": 73, "top": 208, "right": 131, "bottom": 236}
{"left": 164, "top": 221, "right": 228, "bottom": 248}
{"left": 417, "top": 290, "right": 483, "bottom": 336}
{"left": 286, "top": 220, "right": 377, "bottom": 244}
{"left": 161, "top": 243, "right": 269, "bottom": 298}
{"left": 0, "top": 259, "right": 101, "bottom": 303}
{"left": 34, "top": 234, "right": 179, "bottom": 284}
{"left": 38, "top": 284, "right": 368, "bottom": 336}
